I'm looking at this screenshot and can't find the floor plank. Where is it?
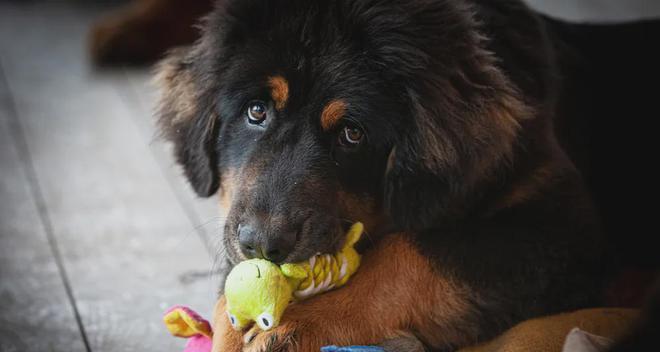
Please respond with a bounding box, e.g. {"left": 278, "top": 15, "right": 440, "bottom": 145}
{"left": 0, "top": 3, "right": 220, "bottom": 351}
{"left": 0, "top": 62, "right": 88, "bottom": 352}
{"left": 524, "top": 0, "right": 660, "bottom": 22}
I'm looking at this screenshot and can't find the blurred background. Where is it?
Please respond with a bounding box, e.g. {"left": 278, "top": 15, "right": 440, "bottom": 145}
{"left": 1, "top": 0, "right": 659, "bottom": 351}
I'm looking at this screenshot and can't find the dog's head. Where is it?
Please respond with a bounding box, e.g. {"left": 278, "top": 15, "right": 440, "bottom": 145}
{"left": 156, "top": 0, "right": 530, "bottom": 264}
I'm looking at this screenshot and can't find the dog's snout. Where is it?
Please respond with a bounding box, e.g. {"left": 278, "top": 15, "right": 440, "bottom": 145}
{"left": 237, "top": 224, "right": 259, "bottom": 258}
{"left": 237, "top": 223, "right": 296, "bottom": 263}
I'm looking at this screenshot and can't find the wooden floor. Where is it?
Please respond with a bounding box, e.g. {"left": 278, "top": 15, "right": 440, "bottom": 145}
{"left": 0, "top": 2, "right": 224, "bottom": 351}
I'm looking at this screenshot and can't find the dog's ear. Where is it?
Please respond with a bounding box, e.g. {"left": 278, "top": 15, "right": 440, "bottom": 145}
{"left": 384, "top": 55, "right": 531, "bottom": 231}
{"left": 154, "top": 47, "right": 220, "bottom": 197}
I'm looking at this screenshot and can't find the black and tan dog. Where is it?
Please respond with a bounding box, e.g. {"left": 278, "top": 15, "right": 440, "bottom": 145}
{"left": 152, "top": 0, "right": 659, "bottom": 351}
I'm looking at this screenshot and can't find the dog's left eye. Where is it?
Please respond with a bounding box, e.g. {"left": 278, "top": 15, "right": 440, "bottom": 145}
{"left": 246, "top": 101, "right": 268, "bottom": 125}
{"left": 338, "top": 125, "right": 364, "bottom": 147}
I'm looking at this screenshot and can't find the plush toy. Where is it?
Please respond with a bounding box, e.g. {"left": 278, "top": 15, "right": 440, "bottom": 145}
{"left": 224, "top": 222, "right": 364, "bottom": 331}
{"left": 163, "top": 305, "right": 384, "bottom": 352}
{"left": 163, "top": 306, "right": 213, "bottom": 352}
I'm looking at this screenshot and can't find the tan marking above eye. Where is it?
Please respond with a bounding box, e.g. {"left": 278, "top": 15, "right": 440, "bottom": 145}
{"left": 268, "top": 76, "right": 289, "bottom": 111}
{"left": 321, "top": 100, "right": 347, "bottom": 131}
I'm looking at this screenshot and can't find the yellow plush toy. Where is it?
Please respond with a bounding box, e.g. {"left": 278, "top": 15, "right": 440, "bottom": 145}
{"left": 224, "top": 222, "right": 364, "bottom": 331}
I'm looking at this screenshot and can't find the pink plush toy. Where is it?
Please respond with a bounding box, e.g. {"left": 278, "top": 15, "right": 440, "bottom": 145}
{"left": 163, "top": 305, "right": 384, "bottom": 352}
{"left": 163, "top": 306, "right": 213, "bottom": 352}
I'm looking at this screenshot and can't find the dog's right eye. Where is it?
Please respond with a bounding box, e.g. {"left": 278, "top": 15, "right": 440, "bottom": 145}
{"left": 338, "top": 124, "right": 364, "bottom": 147}
{"left": 246, "top": 101, "right": 268, "bottom": 125}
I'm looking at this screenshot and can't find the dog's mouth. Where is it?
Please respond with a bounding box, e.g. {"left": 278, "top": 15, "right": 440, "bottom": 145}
{"left": 222, "top": 217, "right": 351, "bottom": 265}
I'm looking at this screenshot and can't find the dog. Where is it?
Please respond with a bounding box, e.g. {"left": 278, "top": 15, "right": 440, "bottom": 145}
{"left": 154, "top": 0, "right": 659, "bottom": 351}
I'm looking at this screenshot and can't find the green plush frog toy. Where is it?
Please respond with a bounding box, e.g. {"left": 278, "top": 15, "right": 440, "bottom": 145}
{"left": 224, "top": 222, "right": 363, "bottom": 331}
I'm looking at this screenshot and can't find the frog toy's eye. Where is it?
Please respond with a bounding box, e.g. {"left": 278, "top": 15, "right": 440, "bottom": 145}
{"left": 227, "top": 312, "right": 239, "bottom": 330}
{"left": 256, "top": 312, "right": 275, "bottom": 331}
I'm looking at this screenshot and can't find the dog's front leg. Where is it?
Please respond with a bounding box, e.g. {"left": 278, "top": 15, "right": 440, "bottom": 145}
{"left": 212, "top": 233, "right": 477, "bottom": 352}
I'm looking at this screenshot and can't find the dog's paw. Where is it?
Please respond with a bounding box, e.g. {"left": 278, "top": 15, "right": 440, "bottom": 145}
{"left": 241, "top": 322, "right": 301, "bottom": 352}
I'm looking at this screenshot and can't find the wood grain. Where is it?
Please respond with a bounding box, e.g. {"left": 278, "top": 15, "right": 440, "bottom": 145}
{"left": 0, "top": 63, "right": 88, "bottom": 352}
{"left": 0, "top": 3, "right": 223, "bottom": 351}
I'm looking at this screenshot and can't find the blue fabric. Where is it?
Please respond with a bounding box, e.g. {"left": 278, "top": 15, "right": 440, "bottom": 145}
{"left": 321, "top": 346, "right": 385, "bottom": 352}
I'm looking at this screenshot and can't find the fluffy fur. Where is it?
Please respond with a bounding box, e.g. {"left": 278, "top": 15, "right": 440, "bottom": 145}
{"left": 155, "top": 0, "right": 620, "bottom": 350}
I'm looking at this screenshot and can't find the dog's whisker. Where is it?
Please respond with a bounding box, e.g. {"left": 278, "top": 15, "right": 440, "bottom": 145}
{"left": 194, "top": 216, "right": 228, "bottom": 231}
{"left": 209, "top": 241, "right": 232, "bottom": 293}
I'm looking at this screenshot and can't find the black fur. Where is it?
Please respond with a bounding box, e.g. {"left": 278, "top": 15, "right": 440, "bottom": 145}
{"left": 156, "top": 0, "right": 658, "bottom": 349}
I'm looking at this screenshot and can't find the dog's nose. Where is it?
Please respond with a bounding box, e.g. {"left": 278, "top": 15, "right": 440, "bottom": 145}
{"left": 237, "top": 223, "right": 296, "bottom": 263}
